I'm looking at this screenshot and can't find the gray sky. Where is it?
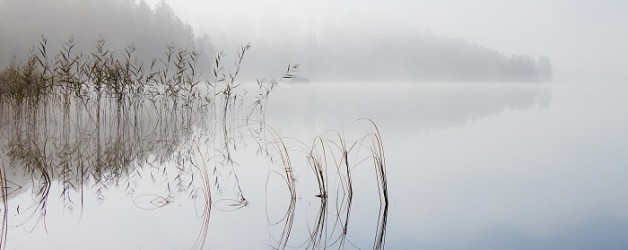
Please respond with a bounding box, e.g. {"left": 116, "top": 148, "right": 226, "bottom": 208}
{"left": 146, "top": 0, "right": 628, "bottom": 83}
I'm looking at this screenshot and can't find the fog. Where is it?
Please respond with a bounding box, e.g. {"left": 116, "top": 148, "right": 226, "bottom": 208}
{"left": 2, "top": 1, "right": 628, "bottom": 249}
{"left": 142, "top": 0, "right": 628, "bottom": 83}
{"left": 3, "top": 0, "right": 626, "bottom": 82}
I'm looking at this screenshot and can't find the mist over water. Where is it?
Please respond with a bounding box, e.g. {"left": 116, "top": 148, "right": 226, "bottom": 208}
{"left": 1, "top": 0, "right": 628, "bottom": 249}
{"left": 142, "top": 0, "right": 628, "bottom": 83}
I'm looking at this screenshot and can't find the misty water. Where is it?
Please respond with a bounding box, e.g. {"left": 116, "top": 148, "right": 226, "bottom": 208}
{"left": 1, "top": 82, "right": 628, "bottom": 249}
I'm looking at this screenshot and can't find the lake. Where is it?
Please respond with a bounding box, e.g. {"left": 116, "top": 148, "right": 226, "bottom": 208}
{"left": 1, "top": 82, "right": 627, "bottom": 249}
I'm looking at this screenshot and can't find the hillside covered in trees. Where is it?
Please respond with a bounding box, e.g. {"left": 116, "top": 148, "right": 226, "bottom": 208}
{"left": 0, "top": 0, "right": 213, "bottom": 70}
{"left": 237, "top": 30, "right": 553, "bottom": 82}
{"left": 0, "top": 0, "right": 551, "bottom": 82}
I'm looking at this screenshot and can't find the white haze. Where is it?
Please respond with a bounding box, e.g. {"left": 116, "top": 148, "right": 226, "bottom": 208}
{"left": 144, "top": 0, "right": 628, "bottom": 83}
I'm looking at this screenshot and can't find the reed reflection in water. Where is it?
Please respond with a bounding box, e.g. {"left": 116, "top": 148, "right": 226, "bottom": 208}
{"left": 0, "top": 38, "right": 388, "bottom": 249}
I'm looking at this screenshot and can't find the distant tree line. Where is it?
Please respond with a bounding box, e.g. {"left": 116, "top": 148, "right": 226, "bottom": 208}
{"left": 0, "top": 0, "right": 214, "bottom": 73}
{"left": 237, "top": 30, "right": 553, "bottom": 82}
{"left": 311, "top": 33, "right": 554, "bottom": 82}
{"left": 0, "top": 0, "right": 552, "bottom": 83}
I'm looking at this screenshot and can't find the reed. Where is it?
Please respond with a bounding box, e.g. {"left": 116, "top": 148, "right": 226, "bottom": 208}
{"left": 357, "top": 119, "right": 389, "bottom": 250}
{"left": 0, "top": 161, "right": 8, "bottom": 250}
{"left": 264, "top": 127, "right": 297, "bottom": 250}
{"left": 326, "top": 133, "right": 356, "bottom": 249}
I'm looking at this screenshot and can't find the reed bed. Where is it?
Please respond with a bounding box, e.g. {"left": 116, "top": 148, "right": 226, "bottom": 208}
{"left": 0, "top": 37, "right": 389, "bottom": 250}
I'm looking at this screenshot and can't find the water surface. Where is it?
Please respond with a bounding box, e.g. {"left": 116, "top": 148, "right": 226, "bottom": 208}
{"left": 2, "top": 82, "right": 627, "bottom": 249}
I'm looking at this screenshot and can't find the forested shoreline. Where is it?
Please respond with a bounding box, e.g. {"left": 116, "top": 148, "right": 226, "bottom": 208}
{"left": 0, "top": 0, "right": 551, "bottom": 83}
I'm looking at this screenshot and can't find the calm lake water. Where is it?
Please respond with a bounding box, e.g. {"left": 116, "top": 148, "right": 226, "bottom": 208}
{"left": 1, "top": 82, "right": 627, "bottom": 249}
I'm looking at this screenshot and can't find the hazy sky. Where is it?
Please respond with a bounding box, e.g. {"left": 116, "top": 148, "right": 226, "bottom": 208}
{"left": 145, "top": 0, "right": 628, "bottom": 83}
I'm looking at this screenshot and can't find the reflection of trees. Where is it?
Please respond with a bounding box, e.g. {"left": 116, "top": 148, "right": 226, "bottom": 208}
{"left": 271, "top": 84, "right": 552, "bottom": 134}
